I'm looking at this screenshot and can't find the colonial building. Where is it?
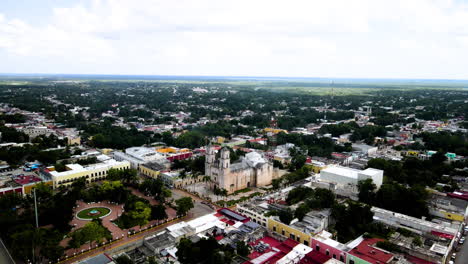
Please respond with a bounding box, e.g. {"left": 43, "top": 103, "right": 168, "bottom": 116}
{"left": 205, "top": 144, "right": 275, "bottom": 193}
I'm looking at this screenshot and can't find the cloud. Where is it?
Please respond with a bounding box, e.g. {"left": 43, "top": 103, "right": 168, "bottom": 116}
{"left": 0, "top": 0, "right": 468, "bottom": 78}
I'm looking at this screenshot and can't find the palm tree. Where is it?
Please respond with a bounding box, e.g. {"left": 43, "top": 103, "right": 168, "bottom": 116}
{"left": 179, "top": 170, "right": 187, "bottom": 189}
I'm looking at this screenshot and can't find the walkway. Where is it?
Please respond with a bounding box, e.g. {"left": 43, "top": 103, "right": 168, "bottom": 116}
{"left": 61, "top": 199, "right": 177, "bottom": 258}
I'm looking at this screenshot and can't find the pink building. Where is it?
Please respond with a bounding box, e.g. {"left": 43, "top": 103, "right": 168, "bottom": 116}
{"left": 311, "top": 231, "right": 348, "bottom": 263}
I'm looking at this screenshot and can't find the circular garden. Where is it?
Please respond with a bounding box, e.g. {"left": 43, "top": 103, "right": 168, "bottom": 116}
{"left": 76, "top": 207, "right": 111, "bottom": 220}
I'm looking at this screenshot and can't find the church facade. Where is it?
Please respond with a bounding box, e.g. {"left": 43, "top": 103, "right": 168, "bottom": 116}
{"left": 205, "top": 145, "right": 275, "bottom": 193}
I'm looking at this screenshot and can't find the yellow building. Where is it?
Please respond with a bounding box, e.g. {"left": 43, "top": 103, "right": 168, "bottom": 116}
{"left": 267, "top": 217, "right": 312, "bottom": 246}
{"left": 403, "top": 150, "right": 420, "bottom": 157}
{"left": 47, "top": 158, "right": 130, "bottom": 188}
{"left": 23, "top": 181, "right": 53, "bottom": 195}
{"left": 67, "top": 136, "right": 81, "bottom": 146}
{"left": 101, "top": 148, "right": 114, "bottom": 155}
{"left": 139, "top": 162, "right": 164, "bottom": 179}
{"left": 305, "top": 162, "right": 328, "bottom": 174}
{"left": 264, "top": 128, "right": 288, "bottom": 134}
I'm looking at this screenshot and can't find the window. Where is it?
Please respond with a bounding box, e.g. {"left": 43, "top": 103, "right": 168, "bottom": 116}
{"left": 282, "top": 230, "right": 285, "bottom": 236}
{"left": 316, "top": 245, "right": 320, "bottom": 251}
{"left": 303, "top": 241, "right": 309, "bottom": 246}
{"left": 340, "top": 255, "right": 344, "bottom": 262}
{"left": 273, "top": 226, "right": 276, "bottom": 232}
{"left": 332, "top": 254, "right": 336, "bottom": 259}
{"left": 349, "top": 260, "right": 355, "bottom": 264}
{"left": 326, "top": 250, "right": 329, "bottom": 256}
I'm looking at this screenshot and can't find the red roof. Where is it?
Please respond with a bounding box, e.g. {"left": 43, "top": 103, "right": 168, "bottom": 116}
{"left": 300, "top": 251, "right": 331, "bottom": 264}
{"left": 247, "top": 236, "right": 298, "bottom": 264}
{"left": 447, "top": 191, "right": 468, "bottom": 201}
{"left": 13, "top": 175, "right": 41, "bottom": 185}
{"left": 349, "top": 238, "right": 394, "bottom": 264}
{"left": 248, "top": 138, "right": 267, "bottom": 142}
{"left": 405, "top": 255, "right": 436, "bottom": 264}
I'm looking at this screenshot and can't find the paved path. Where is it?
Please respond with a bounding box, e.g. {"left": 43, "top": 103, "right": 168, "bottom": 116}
{"left": 61, "top": 199, "right": 177, "bottom": 258}
{"left": 59, "top": 216, "right": 185, "bottom": 264}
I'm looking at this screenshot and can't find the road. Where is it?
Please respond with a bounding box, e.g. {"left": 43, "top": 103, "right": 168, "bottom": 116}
{"left": 453, "top": 226, "right": 467, "bottom": 264}
{"left": 0, "top": 238, "right": 15, "bottom": 264}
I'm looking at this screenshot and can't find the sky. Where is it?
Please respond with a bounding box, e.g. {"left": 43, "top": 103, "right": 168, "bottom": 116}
{"left": 1, "top": 0, "right": 468, "bottom": 79}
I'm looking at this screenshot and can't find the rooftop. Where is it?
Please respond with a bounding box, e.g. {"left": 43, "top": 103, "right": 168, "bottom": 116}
{"left": 348, "top": 238, "right": 394, "bottom": 264}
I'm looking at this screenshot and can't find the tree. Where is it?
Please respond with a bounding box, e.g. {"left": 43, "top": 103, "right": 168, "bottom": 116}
{"left": 358, "top": 179, "right": 377, "bottom": 204}
{"left": 151, "top": 204, "right": 168, "bottom": 223}
{"left": 69, "top": 220, "right": 110, "bottom": 248}
{"left": 175, "top": 197, "right": 194, "bottom": 216}
{"left": 294, "top": 203, "right": 310, "bottom": 221}
{"left": 114, "top": 255, "right": 134, "bottom": 264}
{"left": 127, "top": 201, "right": 151, "bottom": 228}
{"left": 332, "top": 201, "right": 374, "bottom": 242}
{"left": 236, "top": 241, "right": 250, "bottom": 257}
{"left": 278, "top": 209, "right": 293, "bottom": 225}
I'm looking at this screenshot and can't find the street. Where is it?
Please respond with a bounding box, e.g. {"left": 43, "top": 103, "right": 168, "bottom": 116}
{"left": 453, "top": 226, "right": 467, "bottom": 264}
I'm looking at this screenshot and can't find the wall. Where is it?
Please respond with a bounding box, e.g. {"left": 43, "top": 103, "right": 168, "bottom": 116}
{"left": 267, "top": 218, "right": 312, "bottom": 246}
{"left": 429, "top": 208, "right": 465, "bottom": 222}
{"left": 52, "top": 162, "right": 130, "bottom": 188}
{"left": 311, "top": 237, "right": 347, "bottom": 263}
{"left": 346, "top": 254, "right": 371, "bottom": 264}
{"left": 139, "top": 165, "right": 161, "bottom": 179}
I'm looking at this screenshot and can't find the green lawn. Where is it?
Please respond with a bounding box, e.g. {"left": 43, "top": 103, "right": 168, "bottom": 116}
{"left": 77, "top": 207, "right": 111, "bottom": 219}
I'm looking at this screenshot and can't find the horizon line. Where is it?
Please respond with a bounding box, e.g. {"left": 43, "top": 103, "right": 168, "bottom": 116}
{"left": 0, "top": 72, "right": 468, "bottom": 82}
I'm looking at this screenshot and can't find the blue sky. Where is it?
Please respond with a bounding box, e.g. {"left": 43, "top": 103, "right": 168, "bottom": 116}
{"left": 1, "top": 0, "right": 468, "bottom": 79}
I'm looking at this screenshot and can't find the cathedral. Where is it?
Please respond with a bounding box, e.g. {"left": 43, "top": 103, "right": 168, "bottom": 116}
{"left": 205, "top": 144, "right": 275, "bottom": 193}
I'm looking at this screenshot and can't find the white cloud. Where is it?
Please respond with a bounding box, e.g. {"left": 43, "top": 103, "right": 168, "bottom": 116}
{"left": 0, "top": 0, "right": 468, "bottom": 78}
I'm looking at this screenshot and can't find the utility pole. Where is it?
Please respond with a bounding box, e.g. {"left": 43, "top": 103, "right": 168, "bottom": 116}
{"left": 32, "top": 188, "right": 39, "bottom": 264}
{"left": 34, "top": 188, "right": 39, "bottom": 228}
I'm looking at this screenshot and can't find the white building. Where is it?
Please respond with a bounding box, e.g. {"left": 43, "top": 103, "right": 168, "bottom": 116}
{"left": 47, "top": 155, "right": 130, "bottom": 188}
{"left": 114, "top": 147, "right": 167, "bottom": 169}
{"left": 21, "top": 126, "right": 53, "bottom": 138}
{"left": 319, "top": 165, "right": 383, "bottom": 189}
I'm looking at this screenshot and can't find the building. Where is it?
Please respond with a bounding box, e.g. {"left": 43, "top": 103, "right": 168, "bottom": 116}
{"left": 319, "top": 166, "right": 383, "bottom": 189}
{"left": 114, "top": 147, "right": 168, "bottom": 169}
{"left": 267, "top": 217, "right": 313, "bottom": 246}
{"left": 428, "top": 193, "right": 468, "bottom": 222}
{"left": 45, "top": 155, "right": 130, "bottom": 188}
{"left": 346, "top": 237, "right": 394, "bottom": 264}
{"left": 156, "top": 147, "right": 193, "bottom": 162}
{"left": 351, "top": 144, "right": 378, "bottom": 157}
{"left": 311, "top": 231, "right": 349, "bottom": 263}
{"left": 20, "top": 126, "right": 53, "bottom": 138}
{"left": 237, "top": 200, "right": 270, "bottom": 227}
{"left": 371, "top": 207, "right": 458, "bottom": 238}
{"left": 205, "top": 144, "right": 276, "bottom": 193}
{"left": 138, "top": 161, "right": 170, "bottom": 179}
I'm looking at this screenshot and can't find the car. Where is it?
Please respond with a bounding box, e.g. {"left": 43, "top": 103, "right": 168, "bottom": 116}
{"left": 451, "top": 253, "right": 456, "bottom": 260}
{"left": 460, "top": 240, "right": 464, "bottom": 244}
{"left": 449, "top": 261, "right": 454, "bottom": 264}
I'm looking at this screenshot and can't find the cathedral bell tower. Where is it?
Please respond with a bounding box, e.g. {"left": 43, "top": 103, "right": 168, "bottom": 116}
{"left": 205, "top": 143, "right": 215, "bottom": 177}
{"left": 220, "top": 147, "right": 230, "bottom": 170}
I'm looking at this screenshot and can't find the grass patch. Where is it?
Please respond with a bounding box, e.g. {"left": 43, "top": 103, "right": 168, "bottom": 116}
{"left": 77, "top": 207, "right": 111, "bottom": 219}
{"left": 230, "top": 188, "right": 252, "bottom": 196}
